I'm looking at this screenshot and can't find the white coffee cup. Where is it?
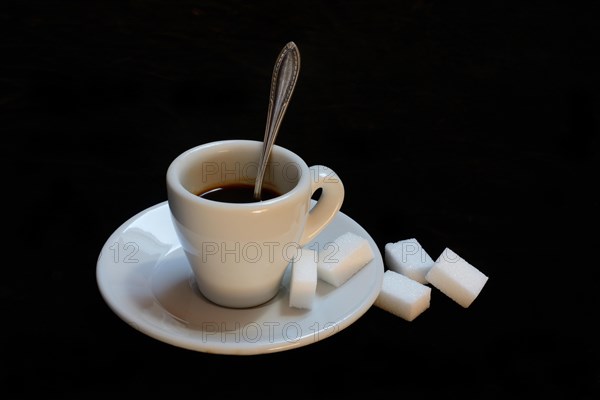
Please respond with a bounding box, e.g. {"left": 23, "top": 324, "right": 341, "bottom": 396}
{"left": 166, "top": 139, "right": 344, "bottom": 308}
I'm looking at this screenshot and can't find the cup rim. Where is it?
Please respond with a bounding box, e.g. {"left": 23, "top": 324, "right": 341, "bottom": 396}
{"left": 166, "top": 139, "right": 309, "bottom": 209}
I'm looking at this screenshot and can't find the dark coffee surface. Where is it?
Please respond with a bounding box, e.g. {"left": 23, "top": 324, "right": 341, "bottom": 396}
{"left": 198, "top": 183, "right": 281, "bottom": 203}
{"left": 4, "top": 1, "right": 599, "bottom": 396}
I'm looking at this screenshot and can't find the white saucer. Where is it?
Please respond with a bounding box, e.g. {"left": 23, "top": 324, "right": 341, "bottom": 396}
{"left": 96, "top": 201, "right": 384, "bottom": 355}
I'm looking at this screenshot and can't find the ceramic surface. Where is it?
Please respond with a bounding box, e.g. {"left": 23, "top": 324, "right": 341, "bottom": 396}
{"left": 166, "top": 139, "right": 344, "bottom": 308}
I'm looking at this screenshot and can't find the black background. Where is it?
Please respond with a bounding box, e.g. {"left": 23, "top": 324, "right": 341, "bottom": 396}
{"left": 2, "top": 0, "right": 599, "bottom": 396}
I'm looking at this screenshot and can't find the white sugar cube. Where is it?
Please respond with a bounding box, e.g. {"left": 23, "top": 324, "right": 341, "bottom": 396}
{"left": 317, "top": 232, "right": 374, "bottom": 287}
{"left": 374, "top": 270, "right": 431, "bottom": 321}
{"left": 385, "top": 238, "right": 434, "bottom": 283}
{"left": 289, "top": 249, "right": 318, "bottom": 309}
{"left": 425, "top": 248, "right": 488, "bottom": 308}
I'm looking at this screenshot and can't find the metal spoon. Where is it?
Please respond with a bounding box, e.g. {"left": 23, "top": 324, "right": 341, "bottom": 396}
{"left": 253, "top": 41, "right": 301, "bottom": 201}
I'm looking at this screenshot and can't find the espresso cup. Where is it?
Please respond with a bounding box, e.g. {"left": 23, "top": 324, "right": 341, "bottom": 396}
{"left": 166, "top": 139, "right": 344, "bottom": 308}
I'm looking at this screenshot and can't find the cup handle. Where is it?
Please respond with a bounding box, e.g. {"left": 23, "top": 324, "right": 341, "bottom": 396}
{"left": 299, "top": 165, "right": 345, "bottom": 247}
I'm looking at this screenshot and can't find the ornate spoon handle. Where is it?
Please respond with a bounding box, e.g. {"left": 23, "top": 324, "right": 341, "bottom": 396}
{"left": 254, "top": 41, "right": 301, "bottom": 200}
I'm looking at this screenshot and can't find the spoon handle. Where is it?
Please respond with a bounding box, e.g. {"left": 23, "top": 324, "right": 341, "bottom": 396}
{"left": 254, "top": 41, "right": 301, "bottom": 200}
